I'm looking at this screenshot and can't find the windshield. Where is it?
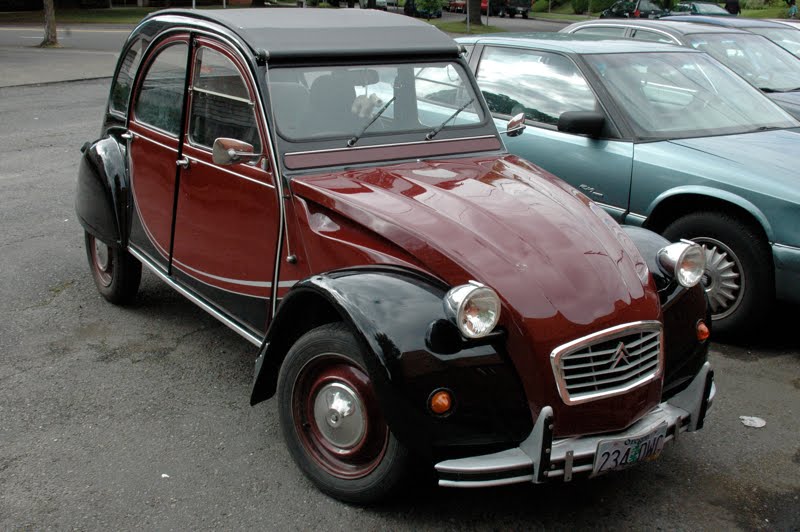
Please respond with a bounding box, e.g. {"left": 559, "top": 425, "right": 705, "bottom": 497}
{"left": 746, "top": 27, "right": 800, "bottom": 58}
{"left": 685, "top": 33, "right": 800, "bottom": 91}
{"left": 584, "top": 51, "right": 798, "bottom": 139}
{"left": 266, "top": 62, "right": 484, "bottom": 144}
{"left": 692, "top": 2, "right": 730, "bottom": 14}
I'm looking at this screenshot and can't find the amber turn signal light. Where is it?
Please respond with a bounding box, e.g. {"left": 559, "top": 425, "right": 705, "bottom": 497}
{"left": 429, "top": 390, "right": 453, "bottom": 415}
{"left": 696, "top": 320, "right": 710, "bottom": 342}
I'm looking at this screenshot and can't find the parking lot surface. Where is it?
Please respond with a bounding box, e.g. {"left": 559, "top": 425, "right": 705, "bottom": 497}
{"left": 0, "top": 74, "right": 798, "bottom": 530}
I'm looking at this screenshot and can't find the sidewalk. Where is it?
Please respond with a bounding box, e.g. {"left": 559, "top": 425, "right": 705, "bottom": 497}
{"left": 0, "top": 25, "right": 131, "bottom": 87}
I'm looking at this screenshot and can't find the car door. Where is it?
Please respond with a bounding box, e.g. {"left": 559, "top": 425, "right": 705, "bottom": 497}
{"left": 170, "top": 39, "right": 280, "bottom": 335}
{"left": 127, "top": 35, "right": 190, "bottom": 272}
{"left": 473, "top": 45, "right": 634, "bottom": 220}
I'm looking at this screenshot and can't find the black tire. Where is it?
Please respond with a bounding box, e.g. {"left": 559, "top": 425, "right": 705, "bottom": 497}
{"left": 277, "top": 323, "right": 413, "bottom": 504}
{"left": 521, "top": 11, "right": 528, "bottom": 17}
{"left": 84, "top": 232, "right": 142, "bottom": 305}
{"left": 661, "top": 211, "right": 773, "bottom": 338}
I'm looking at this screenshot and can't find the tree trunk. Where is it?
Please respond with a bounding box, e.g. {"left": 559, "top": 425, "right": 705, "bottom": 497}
{"left": 468, "top": 0, "right": 483, "bottom": 25}
{"left": 41, "top": 0, "right": 58, "bottom": 47}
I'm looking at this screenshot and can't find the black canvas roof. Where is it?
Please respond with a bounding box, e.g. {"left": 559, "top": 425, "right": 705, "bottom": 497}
{"left": 146, "top": 8, "right": 460, "bottom": 59}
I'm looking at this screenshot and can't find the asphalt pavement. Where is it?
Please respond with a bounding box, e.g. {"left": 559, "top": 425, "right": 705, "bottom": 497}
{"left": 0, "top": 14, "right": 798, "bottom": 532}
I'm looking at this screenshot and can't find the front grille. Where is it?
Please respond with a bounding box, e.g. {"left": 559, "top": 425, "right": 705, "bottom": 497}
{"left": 551, "top": 321, "right": 663, "bottom": 405}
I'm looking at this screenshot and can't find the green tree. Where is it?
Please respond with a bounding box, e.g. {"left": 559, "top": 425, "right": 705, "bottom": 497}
{"left": 41, "top": 0, "right": 58, "bottom": 47}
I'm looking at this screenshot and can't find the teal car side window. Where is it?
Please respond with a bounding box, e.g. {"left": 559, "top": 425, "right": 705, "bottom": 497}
{"left": 475, "top": 46, "right": 598, "bottom": 126}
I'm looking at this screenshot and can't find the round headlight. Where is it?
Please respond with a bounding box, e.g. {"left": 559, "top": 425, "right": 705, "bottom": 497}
{"left": 443, "top": 282, "right": 501, "bottom": 339}
{"left": 657, "top": 241, "right": 706, "bottom": 288}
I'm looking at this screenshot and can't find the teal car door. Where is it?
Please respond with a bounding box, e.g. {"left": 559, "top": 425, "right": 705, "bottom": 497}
{"left": 474, "top": 45, "right": 635, "bottom": 220}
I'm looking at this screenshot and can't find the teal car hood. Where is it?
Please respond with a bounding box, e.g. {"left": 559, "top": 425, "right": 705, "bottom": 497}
{"left": 667, "top": 129, "right": 800, "bottom": 185}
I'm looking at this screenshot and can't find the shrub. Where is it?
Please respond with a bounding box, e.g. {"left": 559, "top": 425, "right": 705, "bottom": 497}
{"left": 532, "top": 0, "right": 549, "bottom": 10}
{"left": 571, "top": 0, "right": 588, "bottom": 12}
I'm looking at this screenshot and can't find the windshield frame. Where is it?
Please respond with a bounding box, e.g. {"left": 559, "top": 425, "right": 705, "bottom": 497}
{"left": 581, "top": 50, "right": 799, "bottom": 141}
{"left": 262, "top": 57, "right": 502, "bottom": 172}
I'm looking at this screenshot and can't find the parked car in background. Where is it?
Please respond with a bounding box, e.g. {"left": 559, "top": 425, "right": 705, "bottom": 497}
{"left": 359, "top": 0, "right": 388, "bottom": 9}
{"left": 562, "top": 20, "right": 800, "bottom": 118}
{"left": 458, "top": 33, "right": 800, "bottom": 336}
{"left": 600, "top": 0, "right": 667, "bottom": 18}
{"left": 662, "top": 15, "right": 800, "bottom": 57}
{"left": 446, "top": 0, "right": 465, "bottom": 10}
{"left": 404, "top": 0, "right": 443, "bottom": 17}
{"left": 669, "top": 1, "right": 732, "bottom": 15}
{"left": 78, "top": 10, "right": 715, "bottom": 504}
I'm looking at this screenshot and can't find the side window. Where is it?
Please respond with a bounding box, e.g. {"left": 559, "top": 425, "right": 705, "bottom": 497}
{"left": 631, "top": 29, "right": 675, "bottom": 44}
{"left": 189, "top": 47, "right": 261, "bottom": 153}
{"left": 476, "top": 46, "right": 598, "bottom": 126}
{"left": 573, "top": 26, "right": 627, "bottom": 37}
{"left": 110, "top": 36, "right": 146, "bottom": 115}
{"left": 134, "top": 43, "right": 188, "bottom": 136}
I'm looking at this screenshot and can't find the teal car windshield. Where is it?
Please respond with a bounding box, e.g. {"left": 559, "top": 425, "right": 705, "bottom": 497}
{"left": 267, "top": 62, "right": 484, "bottom": 143}
{"left": 685, "top": 33, "right": 800, "bottom": 92}
{"left": 584, "top": 52, "right": 799, "bottom": 139}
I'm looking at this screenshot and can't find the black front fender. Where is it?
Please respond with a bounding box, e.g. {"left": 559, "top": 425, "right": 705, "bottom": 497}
{"left": 623, "top": 226, "right": 710, "bottom": 398}
{"left": 75, "top": 133, "right": 129, "bottom": 246}
{"left": 250, "top": 266, "right": 532, "bottom": 459}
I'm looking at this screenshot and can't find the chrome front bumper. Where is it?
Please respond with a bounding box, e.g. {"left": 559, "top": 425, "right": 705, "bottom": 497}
{"left": 435, "top": 362, "right": 715, "bottom": 488}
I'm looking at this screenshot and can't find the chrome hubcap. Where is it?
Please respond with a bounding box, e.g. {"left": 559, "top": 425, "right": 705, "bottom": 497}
{"left": 695, "top": 237, "right": 743, "bottom": 320}
{"left": 94, "top": 239, "right": 110, "bottom": 271}
{"left": 312, "top": 382, "right": 365, "bottom": 449}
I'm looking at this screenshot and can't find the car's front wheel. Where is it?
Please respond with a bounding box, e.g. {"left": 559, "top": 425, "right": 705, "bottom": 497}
{"left": 277, "top": 323, "right": 413, "bottom": 504}
{"left": 84, "top": 232, "right": 141, "bottom": 304}
{"left": 662, "top": 211, "right": 772, "bottom": 338}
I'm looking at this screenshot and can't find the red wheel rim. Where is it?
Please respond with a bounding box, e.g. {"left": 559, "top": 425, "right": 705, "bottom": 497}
{"left": 292, "top": 354, "right": 389, "bottom": 480}
{"left": 89, "top": 235, "right": 113, "bottom": 287}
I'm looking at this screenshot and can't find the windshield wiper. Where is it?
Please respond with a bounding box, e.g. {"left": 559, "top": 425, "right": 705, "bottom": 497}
{"left": 425, "top": 97, "right": 475, "bottom": 141}
{"left": 347, "top": 97, "right": 396, "bottom": 148}
{"left": 760, "top": 87, "right": 800, "bottom": 93}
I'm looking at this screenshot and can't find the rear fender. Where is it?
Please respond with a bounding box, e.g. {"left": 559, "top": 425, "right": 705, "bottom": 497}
{"left": 75, "top": 131, "right": 129, "bottom": 247}
{"left": 250, "top": 266, "right": 532, "bottom": 458}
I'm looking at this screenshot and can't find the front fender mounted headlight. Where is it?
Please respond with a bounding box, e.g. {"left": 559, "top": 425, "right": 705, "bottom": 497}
{"left": 657, "top": 240, "right": 706, "bottom": 288}
{"left": 443, "top": 281, "right": 501, "bottom": 339}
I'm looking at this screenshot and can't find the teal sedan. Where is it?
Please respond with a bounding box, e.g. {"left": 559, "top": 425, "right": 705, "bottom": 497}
{"left": 457, "top": 34, "right": 800, "bottom": 337}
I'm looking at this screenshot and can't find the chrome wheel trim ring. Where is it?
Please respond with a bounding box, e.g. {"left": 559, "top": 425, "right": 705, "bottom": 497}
{"left": 694, "top": 236, "right": 744, "bottom": 320}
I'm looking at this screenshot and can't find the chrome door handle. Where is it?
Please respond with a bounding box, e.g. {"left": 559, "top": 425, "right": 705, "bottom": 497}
{"left": 176, "top": 157, "right": 190, "bottom": 169}
{"left": 120, "top": 132, "right": 133, "bottom": 140}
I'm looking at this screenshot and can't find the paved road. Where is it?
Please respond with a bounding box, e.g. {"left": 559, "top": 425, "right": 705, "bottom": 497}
{"left": 0, "top": 74, "right": 798, "bottom": 530}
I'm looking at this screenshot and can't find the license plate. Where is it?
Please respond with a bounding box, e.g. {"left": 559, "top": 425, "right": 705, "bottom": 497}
{"left": 593, "top": 423, "right": 667, "bottom": 476}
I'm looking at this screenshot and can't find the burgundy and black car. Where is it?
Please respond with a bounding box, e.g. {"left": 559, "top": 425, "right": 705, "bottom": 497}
{"left": 76, "top": 9, "right": 715, "bottom": 503}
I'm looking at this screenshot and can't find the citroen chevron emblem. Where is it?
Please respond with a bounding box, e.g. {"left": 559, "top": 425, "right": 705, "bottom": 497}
{"left": 611, "top": 341, "right": 630, "bottom": 368}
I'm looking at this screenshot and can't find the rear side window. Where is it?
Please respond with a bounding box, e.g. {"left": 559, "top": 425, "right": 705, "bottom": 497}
{"left": 110, "top": 37, "right": 146, "bottom": 115}
{"left": 573, "top": 26, "right": 627, "bottom": 37}
{"left": 476, "top": 46, "right": 598, "bottom": 125}
{"left": 631, "top": 29, "right": 675, "bottom": 44}
{"left": 134, "top": 43, "right": 189, "bottom": 136}
{"left": 188, "top": 46, "right": 261, "bottom": 153}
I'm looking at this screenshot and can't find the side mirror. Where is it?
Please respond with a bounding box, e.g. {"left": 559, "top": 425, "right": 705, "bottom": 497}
{"left": 557, "top": 111, "right": 605, "bottom": 138}
{"left": 212, "top": 138, "right": 261, "bottom": 166}
{"left": 503, "top": 112, "right": 527, "bottom": 137}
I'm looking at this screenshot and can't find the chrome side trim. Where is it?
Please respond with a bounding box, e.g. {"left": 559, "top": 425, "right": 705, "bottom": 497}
{"left": 129, "top": 246, "right": 263, "bottom": 347}
{"left": 773, "top": 242, "right": 800, "bottom": 252}
{"left": 284, "top": 134, "right": 497, "bottom": 157}
{"left": 625, "top": 212, "right": 648, "bottom": 225}
{"left": 171, "top": 256, "right": 297, "bottom": 289}
{"left": 550, "top": 320, "right": 664, "bottom": 405}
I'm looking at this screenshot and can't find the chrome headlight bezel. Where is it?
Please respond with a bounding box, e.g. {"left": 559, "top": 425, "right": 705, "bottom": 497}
{"left": 657, "top": 240, "right": 706, "bottom": 288}
{"left": 443, "top": 281, "right": 501, "bottom": 339}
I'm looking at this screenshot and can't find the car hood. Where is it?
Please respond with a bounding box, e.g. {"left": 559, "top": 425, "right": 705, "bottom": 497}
{"left": 291, "top": 154, "right": 660, "bottom": 333}
{"left": 765, "top": 91, "right": 800, "bottom": 120}
{"left": 666, "top": 128, "right": 800, "bottom": 185}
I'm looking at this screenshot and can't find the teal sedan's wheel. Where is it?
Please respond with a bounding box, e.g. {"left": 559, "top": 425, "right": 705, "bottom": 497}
{"left": 662, "top": 212, "right": 773, "bottom": 338}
